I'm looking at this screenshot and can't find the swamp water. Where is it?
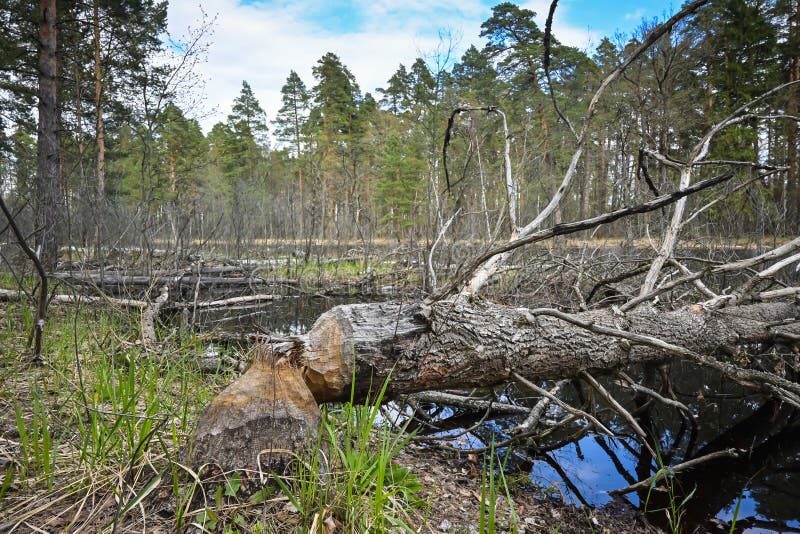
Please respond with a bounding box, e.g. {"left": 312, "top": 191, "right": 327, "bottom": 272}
{"left": 195, "top": 295, "right": 800, "bottom": 533}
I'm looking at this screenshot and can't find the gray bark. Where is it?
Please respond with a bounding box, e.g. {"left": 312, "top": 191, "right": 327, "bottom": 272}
{"left": 301, "top": 300, "right": 800, "bottom": 402}
{"left": 191, "top": 299, "right": 800, "bottom": 471}
{"left": 36, "top": 0, "right": 63, "bottom": 271}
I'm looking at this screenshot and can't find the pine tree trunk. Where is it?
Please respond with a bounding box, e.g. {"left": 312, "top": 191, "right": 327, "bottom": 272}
{"left": 787, "top": 0, "right": 800, "bottom": 232}
{"left": 36, "top": 0, "right": 62, "bottom": 271}
{"left": 93, "top": 0, "right": 106, "bottom": 257}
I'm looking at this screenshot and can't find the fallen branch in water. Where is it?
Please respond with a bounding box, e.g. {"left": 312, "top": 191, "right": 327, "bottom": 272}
{"left": 610, "top": 448, "right": 741, "bottom": 495}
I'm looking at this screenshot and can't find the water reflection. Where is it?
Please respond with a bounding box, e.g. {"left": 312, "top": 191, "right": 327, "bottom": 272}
{"left": 411, "top": 361, "right": 800, "bottom": 532}
{"left": 192, "top": 294, "right": 369, "bottom": 335}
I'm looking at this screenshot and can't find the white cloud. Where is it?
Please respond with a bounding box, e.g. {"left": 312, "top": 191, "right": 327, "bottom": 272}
{"left": 624, "top": 8, "right": 647, "bottom": 21}
{"left": 520, "top": 0, "right": 601, "bottom": 50}
{"left": 167, "top": 1, "right": 598, "bottom": 133}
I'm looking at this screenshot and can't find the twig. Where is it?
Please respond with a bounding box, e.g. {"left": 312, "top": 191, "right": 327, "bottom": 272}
{"left": 427, "top": 171, "right": 734, "bottom": 302}
{"left": 580, "top": 370, "right": 658, "bottom": 459}
{"left": 512, "top": 372, "right": 614, "bottom": 436}
{"left": 0, "top": 193, "right": 49, "bottom": 363}
{"left": 615, "top": 373, "right": 694, "bottom": 415}
{"left": 610, "top": 448, "right": 740, "bottom": 495}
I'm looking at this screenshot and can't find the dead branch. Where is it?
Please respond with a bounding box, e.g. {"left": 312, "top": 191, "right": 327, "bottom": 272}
{"left": 402, "top": 390, "right": 532, "bottom": 416}
{"left": 0, "top": 193, "right": 49, "bottom": 363}
{"left": 610, "top": 448, "right": 741, "bottom": 495}
{"left": 512, "top": 372, "right": 614, "bottom": 436}
{"left": 614, "top": 373, "right": 693, "bottom": 415}
{"left": 621, "top": 236, "right": 800, "bottom": 312}
{"left": 428, "top": 171, "right": 734, "bottom": 302}
{"left": 639, "top": 80, "right": 800, "bottom": 297}
{"left": 512, "top": 379, "right": 568, "bottom": 434}
{"left": 580, "top": 370, "right": 657, "bottom": 458}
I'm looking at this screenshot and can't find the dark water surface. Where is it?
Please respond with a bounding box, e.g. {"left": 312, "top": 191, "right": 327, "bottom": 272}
{"left": 196, "top": 294, "right": 800, "bottom": 533}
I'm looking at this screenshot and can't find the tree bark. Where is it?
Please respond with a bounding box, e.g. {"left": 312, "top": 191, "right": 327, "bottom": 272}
{"left": 93, "top": 0, "right": 106, "bottom": 257}
{"left": 788, "top": 0, "right": 800, "bottom": 231}
{"left": 36, "top": 0, "right": 63, "bottom": 271}
{"left": 191, "top": 299, "right": 800, "bottom": 471}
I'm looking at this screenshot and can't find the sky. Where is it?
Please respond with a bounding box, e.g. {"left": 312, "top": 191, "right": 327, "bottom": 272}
{"left": 166, "top": 0, "right": 678, "bottom": 133}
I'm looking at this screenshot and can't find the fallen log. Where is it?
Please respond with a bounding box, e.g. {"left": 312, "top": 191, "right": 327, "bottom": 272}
{"left": 53, "top": 272, "right": 301, "bottom": 287}
{"left": 191, "top": 299, "right": 800, "bottom": 471}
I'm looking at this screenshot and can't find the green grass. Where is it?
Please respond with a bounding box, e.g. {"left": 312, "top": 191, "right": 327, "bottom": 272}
{"left": 270, "top": 374, "right": 425, "bottom": 532}
{"left": 0, "top": 301, "right": 229, "bottom": 530}
{"left": 644, "top": 449, "right": 696, "bottom": 534}
{"left": 479, "top": 441, "right": 519, "bottom": 534}
{"left": 267, "top": 255, "right": 419, "bottom": 287}
{"left": 0, "top": 299, "right": 427, "bottom": 532}
{"left": 0, "top": 294, "right": 550, "bottom": 532}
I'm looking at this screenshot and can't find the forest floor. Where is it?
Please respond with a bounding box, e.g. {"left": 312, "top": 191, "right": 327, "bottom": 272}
{"left": 393, "top": 442, "right": 659, "bottom": 534}
{"left": 0, "top": 287, "right": 663, "bottom": 532}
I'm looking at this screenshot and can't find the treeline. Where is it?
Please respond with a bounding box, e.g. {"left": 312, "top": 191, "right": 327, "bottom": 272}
{"left": 1, "top": 1, "right": 799, "bottom": 268}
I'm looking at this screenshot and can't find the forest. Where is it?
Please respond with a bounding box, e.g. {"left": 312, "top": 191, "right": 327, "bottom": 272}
{"left": 1, "top": 0, "right": 799, "bottom": 532}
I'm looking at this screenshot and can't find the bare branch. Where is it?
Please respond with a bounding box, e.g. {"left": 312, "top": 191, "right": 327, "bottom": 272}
{"left": 580, "top": 370, "right": 658, "bottom": 458}
{"left": 622, "top": 236, "right": 800, "bottom": 311}
{"left": 427, "top": 171, "right": 734, "bottom": 302}
{"left": 0, "top": 194, "right": 49, "bottom": 363}
{"left": 428, "top": 209, "right": 460, "bottom": 291}
{"left": 610, "top": 448, "right": 740, "bottom": 495}
{"left": 543, "top": 0, "right": 578, "bottom": 141}
{"left": 453, "top": 0, "right": 712, "bottom": 297}
{"left": 512, "top": 379, "right": 569, "bottom": 434}
{"left": 513, "top": 372, "right": 614, "bottom": 436}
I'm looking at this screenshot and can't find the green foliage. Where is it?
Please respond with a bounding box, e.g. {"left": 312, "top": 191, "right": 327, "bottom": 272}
{"left": 311, "top": 52, "right": 362, "bottom": 142}
{"left": 273, "top": 70, "right": 310, "bottom": 154}
{"left": 378, "top": 64, "right": 413, "bottom": 114}
{"left": 376, "top": 132, "right": 425, "bottom": 237}
{"left": 3, "top": 0, "right": 798, "bottom": 260}
{"left": 273, "top": 374, "right": 424, "bottom": 532}
{"left": 480, "top": 2, "right": 545, "bottom": 88}
{"left": 479, "top": 441, "right": 519, "bottom": 534}
{"left": 155, "top": 102, "right": 209, "bottom": 201}
{"left": 644, "top": 450, "right": 697, "bottom": 534}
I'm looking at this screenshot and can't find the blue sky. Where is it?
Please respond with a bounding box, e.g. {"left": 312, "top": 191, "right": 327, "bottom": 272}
{"left": 167, "top": 0, "right": 678, "bottom": 131}
{"left": 293, "top": 0, "right": 677, "bottom": 38}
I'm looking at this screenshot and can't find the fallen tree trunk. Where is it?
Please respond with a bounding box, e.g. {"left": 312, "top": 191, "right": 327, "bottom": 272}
{"left": 191, "top": 299, "right": 800, "bottom": 471}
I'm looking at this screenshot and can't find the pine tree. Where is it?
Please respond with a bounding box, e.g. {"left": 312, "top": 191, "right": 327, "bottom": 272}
{"left": 227, "top": 81, "right": 269, "bottom": 185}
{"left": 273, "top": 70, "right": 311, "bottom": 235}
{"left": 274, "top": 71, "right": 310, "bottom": 156}
{"left": 311, "top": 52, "right": 361, "bottom": 142}
{"left": 310, "top": 52, "right": 365, "bottom": 237}
{"left": 378, "top": 64, "right": 412, "bottom": 114}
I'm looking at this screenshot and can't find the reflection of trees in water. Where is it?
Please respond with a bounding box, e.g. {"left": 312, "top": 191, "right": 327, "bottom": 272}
{"left": 747, "top": 438, "right": 800, "bottom": 524}
{"left": 194, "top": 295, "right": 364, "bottom": 335}
{"left": 408, "top": 361, "right": 800, "bottom": 531}
{"left": 750, "top": 464, "right": 800, "bottom": 521}
{"left": 638, "top": 400, "right": 797, "bottom": 531}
